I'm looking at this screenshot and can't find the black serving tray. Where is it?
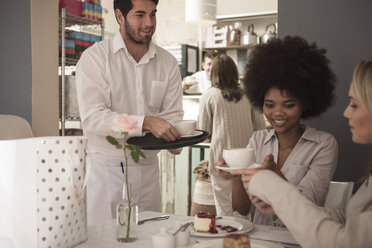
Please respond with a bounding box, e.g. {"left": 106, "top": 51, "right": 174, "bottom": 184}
{"left": 126, "top": 130, "right": 209, "bottom": 150}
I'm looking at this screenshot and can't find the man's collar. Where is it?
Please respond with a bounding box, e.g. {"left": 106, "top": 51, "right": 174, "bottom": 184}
{"left": 113, "top": 31, "right": 126, "bottom": 54}
{"left": 140, "top": 42, "right": 157, "bottom": 64}
{"left": 113, "top": 31, "right": 157, "bottom": 62}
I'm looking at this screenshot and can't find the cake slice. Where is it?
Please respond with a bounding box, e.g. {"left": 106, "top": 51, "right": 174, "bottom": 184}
{"left": 193, "top": 212, "right": 217, "bottom": 233}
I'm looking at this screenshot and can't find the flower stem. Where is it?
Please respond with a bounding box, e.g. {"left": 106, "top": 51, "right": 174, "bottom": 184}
{"left": 123, "top": 132, "right": 131, "bottom": 240}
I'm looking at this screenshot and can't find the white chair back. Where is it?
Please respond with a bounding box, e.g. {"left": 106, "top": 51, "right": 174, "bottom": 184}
{"left": 0, "top": 114, "right": 33, "bottom": 139}
{"left": 324, "top": 181, "right": 354, "bottom": 209}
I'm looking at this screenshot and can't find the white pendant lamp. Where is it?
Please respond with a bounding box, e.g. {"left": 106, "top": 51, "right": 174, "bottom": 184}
{"left": 185, "top": 0, "right": 217, "bottom": 26}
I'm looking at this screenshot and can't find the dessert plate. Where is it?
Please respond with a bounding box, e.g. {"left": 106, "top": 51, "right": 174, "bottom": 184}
{"left": 192, "top": 238, "right": 284, "bottom": 248}
{"left": 181, "top": 130, "right": 203, "bottom": 138}
{"left": 215, "top": 163, "right": 261, "bottom": 172}
{"left": 188, "top": 216, "right": 254, "bottom": 238}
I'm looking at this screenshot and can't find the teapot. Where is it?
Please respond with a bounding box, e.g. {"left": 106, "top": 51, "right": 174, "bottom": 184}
{"left": 227, "top": 22, "right": 242, "bottom": 46}
{"left": 261, "top": 23, "right": 277, "bottom": 43}
{"left": 241, "top": 24, "right": 258, "bottom": 46}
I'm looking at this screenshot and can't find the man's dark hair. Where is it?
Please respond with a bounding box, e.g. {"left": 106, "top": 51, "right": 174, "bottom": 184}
{"left": 113, "top": 0, "right": 159, "bottom": 18}
{"left": 204, "top": 50, "right": 218, "bottom": 61}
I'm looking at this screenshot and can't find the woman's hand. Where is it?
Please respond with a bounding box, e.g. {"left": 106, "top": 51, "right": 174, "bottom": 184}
{"left": 250, "top": 195, "right": 275, "bottom": 215}
{"left": 230, "top": 155, "right": 276, "bottom": 195}
{"left": 214, "top": 159, "right": 241, "bottom": 180}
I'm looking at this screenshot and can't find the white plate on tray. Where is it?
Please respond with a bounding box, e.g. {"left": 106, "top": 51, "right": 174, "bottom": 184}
{"left": 215, "top": 163, "right": 261, "bottom": 172}
{"left": 192, "top": 238, "right": 284, "bottom": 248}
{"left": 181, "top": 130, "right": 203, "bottom": 138}
{"left": 187, "top": 216, "right": 253, "bottom": 238}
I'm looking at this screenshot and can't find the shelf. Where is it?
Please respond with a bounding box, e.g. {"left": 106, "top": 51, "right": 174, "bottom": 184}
{"left": 59, "top": 8, "right": 104, "bottom": 136}
{"left": 205, "top": 44, "right": 256, "bottom": 50}
{"left": 59, "top": 13, "right": 102, "bottom": 27}
{"left": 216, "top": 11, "right": 277, "bottom": 22}
{"left": 59, "top": 57, "right": 79, "bottom": 66}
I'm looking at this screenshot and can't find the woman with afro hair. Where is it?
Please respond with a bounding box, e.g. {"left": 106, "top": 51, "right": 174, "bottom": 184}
{"left": 217, "top": 36, "right": 339, "bottom": 226}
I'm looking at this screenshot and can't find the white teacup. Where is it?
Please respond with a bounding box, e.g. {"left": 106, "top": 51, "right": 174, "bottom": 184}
{"left": 175, "top": 120, "right": 196, "bottom": 136}
{"left": 183, "top": 76, "right": 198, "bottom": 86}
{"left": 222, "top": 148, "right": 255, "bottom": 168}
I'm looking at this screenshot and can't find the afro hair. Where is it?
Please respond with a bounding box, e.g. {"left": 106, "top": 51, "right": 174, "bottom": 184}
{"left": 243, "top": 36, "right": 336, "bottom": 119}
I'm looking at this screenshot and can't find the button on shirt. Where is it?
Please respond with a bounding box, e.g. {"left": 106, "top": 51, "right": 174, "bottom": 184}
{"left": 248, "top": 125, "right": 338, "bottom": 226}
{"left": 76, "top": 32, "right": 184, "bottom": 157}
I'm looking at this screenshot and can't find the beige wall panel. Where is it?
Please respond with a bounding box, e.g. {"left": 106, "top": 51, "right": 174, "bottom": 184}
{"left": 31, "top": 0, "right": 59, "bottom": 136}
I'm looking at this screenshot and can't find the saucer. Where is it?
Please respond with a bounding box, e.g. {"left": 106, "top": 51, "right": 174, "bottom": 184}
{"left": 215, "top": 163, "right": 261, "bottom": 172}
{"left": 181, "top": 130, "right": 203, "bottom": 138}
{"left": 184, "top": 81, "right": 198, "bottom": 86}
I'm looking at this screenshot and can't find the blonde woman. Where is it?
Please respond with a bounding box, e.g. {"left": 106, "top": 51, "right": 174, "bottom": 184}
{"left": 231, "top": 61, "right": 372, "bottom": 247}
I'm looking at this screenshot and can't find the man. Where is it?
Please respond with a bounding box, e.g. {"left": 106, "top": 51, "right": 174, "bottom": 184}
{"left": 183, "top": 50, "right": 218, "bottom": 94}
{"left": 75, "top": 0, "right": 184, "bottom": 226}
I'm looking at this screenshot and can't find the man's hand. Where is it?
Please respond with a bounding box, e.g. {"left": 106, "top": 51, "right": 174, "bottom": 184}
{"left": 183, "top": 83, "right": 191, "bottom": 91}
{"left": 143, "top": 116, "right": 180, "bottom": 142}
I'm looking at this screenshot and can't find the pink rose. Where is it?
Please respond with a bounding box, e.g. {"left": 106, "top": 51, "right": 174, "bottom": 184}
{"left": 112, "top": 114, "right": 138, "bottom": 133}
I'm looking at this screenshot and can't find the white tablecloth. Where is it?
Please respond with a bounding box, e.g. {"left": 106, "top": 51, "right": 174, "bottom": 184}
{"left": 76, "top": 211, "right": 299, "bottom": 248}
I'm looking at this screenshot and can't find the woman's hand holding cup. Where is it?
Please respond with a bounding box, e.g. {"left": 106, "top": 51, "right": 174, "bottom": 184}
{"left": 230, "top": 154, "right": 276, "bottom": 195}
{"left": 214, "top": 159, "right": 240, "bottom": 180}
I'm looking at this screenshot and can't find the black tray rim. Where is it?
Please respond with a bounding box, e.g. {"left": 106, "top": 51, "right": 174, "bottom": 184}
{"left": 127, "top": 129, "right": 209, "bottom": 150}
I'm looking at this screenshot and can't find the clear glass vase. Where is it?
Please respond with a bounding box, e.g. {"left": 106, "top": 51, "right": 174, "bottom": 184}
{"left": 116, "top": 183, "right": 138, "bottom": 243}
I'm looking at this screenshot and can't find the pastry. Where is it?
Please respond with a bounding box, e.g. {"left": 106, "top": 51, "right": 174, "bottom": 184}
{"left": 223, "top": 233, "right": 250, "bottom": 248}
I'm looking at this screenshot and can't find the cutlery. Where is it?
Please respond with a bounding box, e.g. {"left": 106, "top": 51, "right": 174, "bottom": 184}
{"left": 172, "top": 222, "right": 193, "bottom": 236}
{"left": 251, "top": 237, "right": 299, "bottom": 248}
{"left": 138, "top": 214, "right": 170, "bottom": 225}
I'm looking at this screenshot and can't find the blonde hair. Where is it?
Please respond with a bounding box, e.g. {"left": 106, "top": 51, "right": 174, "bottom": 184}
{"left": 352, "top": 61, "right": 372, "bottom": 120}
{"left": 352, "top": 61, "right": 372, "bottom": 177}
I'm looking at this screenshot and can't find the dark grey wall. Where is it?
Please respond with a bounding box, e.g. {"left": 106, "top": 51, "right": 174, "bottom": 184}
{"left": 278, "top": 0, "right": 372, "bottom": 182}
{"left": 0, "top": 1, "right": 32, "bottom": 123}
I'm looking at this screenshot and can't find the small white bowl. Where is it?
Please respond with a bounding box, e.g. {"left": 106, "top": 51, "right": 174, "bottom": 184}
{"left": 152, "top": 227, "right": 175, "bottom": 248}
{"left": 176, "top": 230, "right": 190, "bottom": 246}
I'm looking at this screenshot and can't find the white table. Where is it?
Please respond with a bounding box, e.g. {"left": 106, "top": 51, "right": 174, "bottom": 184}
{"left": 76, "top": 211, "right": 300, "bottom": 248}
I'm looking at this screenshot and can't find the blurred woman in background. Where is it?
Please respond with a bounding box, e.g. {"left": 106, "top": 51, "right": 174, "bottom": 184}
{"left": 198, "top": 54, "right": 266, "bottom": 216}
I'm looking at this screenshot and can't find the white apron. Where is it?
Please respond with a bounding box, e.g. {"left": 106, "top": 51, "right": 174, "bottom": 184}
{"left": 86, "top": 152, "right": 161, "bottom": 226}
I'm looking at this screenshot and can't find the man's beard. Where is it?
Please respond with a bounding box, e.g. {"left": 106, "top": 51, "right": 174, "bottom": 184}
{"left": 124, "top": 20, "right": 154, "bottom": 45}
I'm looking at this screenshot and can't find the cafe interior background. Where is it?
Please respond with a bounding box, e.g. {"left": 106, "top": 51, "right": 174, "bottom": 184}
{"left": 1, "top": 0, "right": 372, "bottom": 215}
